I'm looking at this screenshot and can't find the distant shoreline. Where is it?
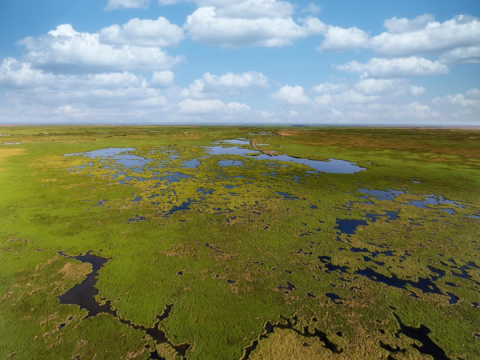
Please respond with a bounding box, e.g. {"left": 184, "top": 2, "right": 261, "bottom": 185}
{"left": 0, "top": 124, "right": 479, "bottom": 129}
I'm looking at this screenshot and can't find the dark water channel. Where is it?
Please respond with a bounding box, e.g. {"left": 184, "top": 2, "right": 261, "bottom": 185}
{"left": 163, "top": 199, "right": 195, "bottom": 218}
{"left": 241, "top": 315, "right": 342, "bottom": 360}
{"left": 57, "top": 251, "right": 189, "bottom": 359}
{"left": 58, "top": 252, "right": 112, "bottom": 317}
{"left": 318, "top": 256, "right": 444, "bottom": 295}
{"left": 331, "top": 204, "right": 474, "bottom": 303}
{"left": 277, "top": 191, "right": 299, "bottom": 200}
{"left": 239, "top": 311, "right": 448, "bottom": 360}
{"left": 393, "top": 313, "right": 450, "bottom": 360}
{"left": 356, "top": 267, "right": 442, "bottom": 295}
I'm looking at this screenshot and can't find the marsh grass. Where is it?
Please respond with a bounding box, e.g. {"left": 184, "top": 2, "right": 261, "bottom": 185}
{"left": 1, "top": 126, "right": 479, "bottom": 359}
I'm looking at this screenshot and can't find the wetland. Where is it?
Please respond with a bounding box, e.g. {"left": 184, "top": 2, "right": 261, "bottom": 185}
{"left": 1, "top": 126, "right": 479, "bottom": 359}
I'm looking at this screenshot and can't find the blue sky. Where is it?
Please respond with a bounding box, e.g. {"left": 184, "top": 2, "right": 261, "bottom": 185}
{"left": 0, "top": 0, "right": 479, "bottom": 125}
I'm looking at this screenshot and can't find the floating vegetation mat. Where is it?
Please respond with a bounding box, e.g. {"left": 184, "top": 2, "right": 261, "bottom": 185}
{"left": 1, "top": 126, "right": 479, "bottom": 359}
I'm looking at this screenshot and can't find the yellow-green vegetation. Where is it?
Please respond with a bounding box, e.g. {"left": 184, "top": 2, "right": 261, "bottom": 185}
{"left": 1, "top": 126, "right": 479, "bottom": 359}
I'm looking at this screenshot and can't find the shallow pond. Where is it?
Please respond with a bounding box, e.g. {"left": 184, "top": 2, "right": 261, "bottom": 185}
{"left": 206, "top": 145, "right": 365, "bottom": 174}
{"left": 359, "top": 188, "right": 466, "bottom": 214}
{"left": 66, "top": 148, "right": 150, "bottom": 169}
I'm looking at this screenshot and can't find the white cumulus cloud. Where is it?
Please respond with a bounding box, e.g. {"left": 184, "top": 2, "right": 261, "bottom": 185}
{"left": 106, "top": 0, "right": 150, "bottom": 10}
{"left": 19, "top": 24, "right": 183, "bottom": 72}
{"left": 99, "top": 17, "right": 184, "bottom": 47}
{"left": 466, "top": 88, "right": 480, "bottom": 98}
{"left": 383, "top": 14, "right": 435, "bottom": 34}
{"left": 0, "top": 58, "right": 145, "bottom": 90}
{"left": 439, "top": 46, "right": 480, "bottom": 65}
{"left": 179, "top": 79, "right": 206, "bottom": 99}
{"left": 312, "top": 14, "right": 480, "bottom": 61}
{"left": 433, "top": 89, "right": 480, "bottom": 108}
{"left": 178, "top": 99, "right": 250, "bottom": 113}
{"left": 369, "top": 15, "right": 480, "bottom": 57}
{"left": 313, "top": 82, "right": 349, "bottom": 94}
{"left": 184, "top": 6, "right": 325, "bottom": 47}
{"left": 0, "top": 58, "right": 54, "bottom": 88}
{"left": 161, "top": 0, "right": 294, "bottom": 19}
{"left": 330, "top": 90, "right": 378, "bottom": 104}
{"left": 175, "top": 71, "right": 269, "bottom": 98}
{"left": 334, "top": 57, "right": 449, "bottom": 78}
{"left": 302, "top": 2, "right": 321, "bottom": 14}
{"left": 318, "top": 26, "right": 369, "bottom": 53}
{"left": 202, "top": 71, "right": 269, "bottom": 90}
{"left": 150, "top": 71, "right": 175, "bottom": 88}
{"left": 214, "top": 0, "right": 295, "bottom": 19}
{"left": 409, "top": 85, "right": 426, "bottom": 96}
{"left": 272, "top": 85, "right": 310, "bottom": 105}
{"left": 353, "top": 79, "right": 425, "bottom": 96}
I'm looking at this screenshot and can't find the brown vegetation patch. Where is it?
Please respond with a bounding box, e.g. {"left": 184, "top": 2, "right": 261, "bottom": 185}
{"left": 59, "top": 262, "right": 92, "bottom": 282}
{"left": 284, "top": 129, "right": 480, "bottom": 160}
{"left": 0, "top": 149, "right": 25, "bottom": 171}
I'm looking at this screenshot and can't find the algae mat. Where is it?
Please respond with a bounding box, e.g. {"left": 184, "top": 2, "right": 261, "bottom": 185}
{"left": 1, "top": 126, "right": 479, "bottom": 359}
